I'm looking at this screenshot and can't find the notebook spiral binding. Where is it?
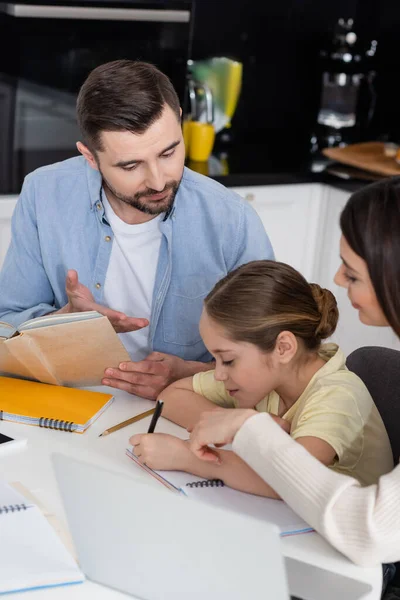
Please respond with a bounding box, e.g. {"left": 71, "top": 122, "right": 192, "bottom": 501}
{"left": 186, "top": 479, "right": 225, "bottom": 488}
{"left": 39, "top": 417, "right": 76, "bottom": 432}
{"left": 0, "top": 503, "right": 27, "bottom": 514}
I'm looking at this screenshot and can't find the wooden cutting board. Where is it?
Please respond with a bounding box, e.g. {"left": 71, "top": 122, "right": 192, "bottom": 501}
{"left": 322, "top": 142, "right": 400, "bottom": 177}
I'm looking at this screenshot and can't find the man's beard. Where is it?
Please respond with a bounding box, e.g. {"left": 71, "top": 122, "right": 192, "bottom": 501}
{"left": 101, "top": 172, "right": 181, "bottom": 216}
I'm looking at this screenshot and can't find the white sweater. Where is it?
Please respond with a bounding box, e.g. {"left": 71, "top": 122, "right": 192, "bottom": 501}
{"left": 232, "top": 413, "right": 400, "bottom": 567}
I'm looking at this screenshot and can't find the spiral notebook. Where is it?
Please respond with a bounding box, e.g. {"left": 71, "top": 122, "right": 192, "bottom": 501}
{"left": 0, "top": 481, "right": 84, "bottom": 594}
{"left": 0, "top": 376, "right": 114, "bottom": 433}
{"left": 126, "top": 448, "right": 313, "bottom": 537}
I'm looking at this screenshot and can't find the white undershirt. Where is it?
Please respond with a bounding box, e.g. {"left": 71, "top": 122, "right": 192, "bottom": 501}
{"left": 102, "top": 194, "right": 163, "bottom": 361}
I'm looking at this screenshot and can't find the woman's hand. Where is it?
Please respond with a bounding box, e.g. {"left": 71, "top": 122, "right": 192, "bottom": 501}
{"left": 269, "top": 414, "right": 291, "bottom": 433}
{"left": 129, "top": 433, "right": 190, "bottom": 471}
{"left": 189, "top": 409, "right": 257, "bottom": 463}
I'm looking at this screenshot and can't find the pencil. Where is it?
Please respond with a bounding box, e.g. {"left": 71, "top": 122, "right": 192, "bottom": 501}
{"left": 99, "top": 407, "right": 156, "bottom": 437}
{"left": 147, "top": 400, "right": 164, "bottom": 433}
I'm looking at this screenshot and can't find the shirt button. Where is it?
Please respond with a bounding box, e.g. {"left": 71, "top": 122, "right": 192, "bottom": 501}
{"left": 105, "top": 235, "right": 111, "bottom": 242}
{"left": 95, "top": 283, "right": 101, "bottom": 289}
{"left": 96, "top": 203, "right": 102, "bottom": 210}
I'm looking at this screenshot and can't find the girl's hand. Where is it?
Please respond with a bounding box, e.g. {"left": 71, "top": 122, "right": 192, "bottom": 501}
{"left": 129, "top": 433, "right": 189, "bottom": 471}
{"left": 189, "top": 409, "right": 256, "bottom": 463}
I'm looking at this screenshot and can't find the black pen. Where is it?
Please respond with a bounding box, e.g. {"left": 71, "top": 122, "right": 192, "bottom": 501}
{"left": 147, "top": 399, "right": 164, "bottom": 433}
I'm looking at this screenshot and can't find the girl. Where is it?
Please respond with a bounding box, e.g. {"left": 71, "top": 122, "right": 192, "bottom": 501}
{"left": 188, "top": 177, "right": 400, "bottom": 568}
{"left": 131, "top": 260, "right": 393, "bottom": 498}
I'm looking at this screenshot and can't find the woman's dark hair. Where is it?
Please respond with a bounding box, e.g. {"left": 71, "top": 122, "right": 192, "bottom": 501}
{"left": 76, "top": 60, "right": 181, "bottom": 152}
{"left": 204, "top": 260, "right": 338, "bottom": 353}
{"left": 340, "top": 177, "right": 400, "bottom": 338}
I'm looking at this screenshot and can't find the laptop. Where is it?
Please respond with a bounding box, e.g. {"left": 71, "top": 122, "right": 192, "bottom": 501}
{"left": 52, "top": 453, "right": 373, "bottom": 600}
{"left": 52, "top": 453, "right": 289, "bottom": 600}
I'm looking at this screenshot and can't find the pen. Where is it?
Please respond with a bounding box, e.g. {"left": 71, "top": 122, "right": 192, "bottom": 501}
{"left": 147, "top": 399, "right": 164, "bottom": 433}
{"left": 99, "top": 407, "right": 156, "bottom": 437}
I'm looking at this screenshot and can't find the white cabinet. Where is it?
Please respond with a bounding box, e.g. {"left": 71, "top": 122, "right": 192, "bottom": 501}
{"left": 231, "top": 184, "right": 325, "bottom": 281}
{"left": 232, "top": 183, "right": 400, "bottom": 356}
{"left": 0, "top": 196, "right": 17, "bottom": 268}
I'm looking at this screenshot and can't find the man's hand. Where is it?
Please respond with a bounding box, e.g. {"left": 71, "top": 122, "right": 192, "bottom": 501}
{"left": 102, "top": 351, "right": 191, "bottom": 399}
{"left": 129, "top": 433, "right": 190, "bottom": 471}
{"left": 57, "top": 269, "right": 149, "bottom": 333}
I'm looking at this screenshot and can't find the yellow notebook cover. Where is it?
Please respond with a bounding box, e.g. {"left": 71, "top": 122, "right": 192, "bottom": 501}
{"left": 0, "top": 376, "right": 114, "bottom": 433}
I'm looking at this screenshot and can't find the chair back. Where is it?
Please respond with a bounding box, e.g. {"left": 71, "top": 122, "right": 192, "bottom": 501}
{"left": 347, "top": 346, "right": 400, "bottom": 462}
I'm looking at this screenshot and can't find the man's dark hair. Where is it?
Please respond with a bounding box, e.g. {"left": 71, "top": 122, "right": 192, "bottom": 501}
{"left": 76, "top": 60, "right": 181, "bottom": 152}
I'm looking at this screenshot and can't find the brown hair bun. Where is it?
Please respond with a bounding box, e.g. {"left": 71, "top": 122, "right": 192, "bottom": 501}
{"left": 310, "top": 283, "right": 339, "bottom": 340}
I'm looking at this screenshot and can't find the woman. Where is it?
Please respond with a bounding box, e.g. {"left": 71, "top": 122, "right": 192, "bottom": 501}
{"left": 189, "top": 177, "right": 400, "bottom": 568}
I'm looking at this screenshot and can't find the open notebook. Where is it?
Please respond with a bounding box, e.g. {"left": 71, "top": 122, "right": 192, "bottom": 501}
{"left": 0, "top": 481, "right": 84, "bottom": 594}
{"left": 0, "top": 310, "right": 130, "bottom": 386}
{"left": 0, "top": 376, "right": 114, "bottom": 433}
{"left": 126, "top": 448, "right": 313, "bottom": 537}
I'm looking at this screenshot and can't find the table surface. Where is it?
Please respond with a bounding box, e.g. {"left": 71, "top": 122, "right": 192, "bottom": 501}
{"left": 0, "top": 386, "right": 383, "bottom": 600}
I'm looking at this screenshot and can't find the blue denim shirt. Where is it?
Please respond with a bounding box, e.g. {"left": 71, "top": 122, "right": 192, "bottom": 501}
{"left": 0, "top": 157, "right": 274, "bottom": 361}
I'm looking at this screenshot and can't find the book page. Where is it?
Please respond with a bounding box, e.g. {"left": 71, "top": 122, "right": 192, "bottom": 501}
{"left": 0, "top": 338, "right": 45, "bottom": 382}
{"left": 147, "top": 464, "right": 313, "bottom": 535}
{"left": 0, "top": 322, "right": 16, "bottom": 339}
{"left": 10, "top": 482, "right": 76, "bottom": 559}
{"left": 126, "top": 449, "right": 313, "bottom": 536}
{"left": 0, "top": 481, "right": 34, "bottom": 508}
{"left": 19, "top": 310, "right": 102, "bottom": 331}
{"left": 0, "top": 507, "right": 84, "bottom": 593}
{"left": 23, "top": 316, "right": 130, "bottom": 387}
{"left": 182, "top": 484, "right": 313, "bottom": 536}
{"left": 2, "top": 335, "right": 59, "bottom": 384}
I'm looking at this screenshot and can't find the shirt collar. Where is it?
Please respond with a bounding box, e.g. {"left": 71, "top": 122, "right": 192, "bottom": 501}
{"left": 85, "top": 159, "right": 103, "bottom": 209}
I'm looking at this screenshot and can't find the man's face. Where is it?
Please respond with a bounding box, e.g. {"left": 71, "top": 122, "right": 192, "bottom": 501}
{"left": 82, "top": 105, "right": 185, "bottom": 217}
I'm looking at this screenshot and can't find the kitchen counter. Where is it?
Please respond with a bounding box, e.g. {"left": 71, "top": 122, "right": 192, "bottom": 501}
{"left": 186, "top": 138, "right": 376, "bottom": 194}
{"left": 0, "top": 138, "right": 376, "bottom": 198}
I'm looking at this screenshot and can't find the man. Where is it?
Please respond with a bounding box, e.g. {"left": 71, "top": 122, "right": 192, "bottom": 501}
{"left": 0, "top": 60, "right": 274, "bottom": 399}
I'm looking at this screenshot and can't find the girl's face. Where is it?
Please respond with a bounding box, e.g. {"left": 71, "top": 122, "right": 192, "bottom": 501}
{"left": 199, "top": 310, "right": 280, "bottom": 407}
{"left": 334, "top": 235, "right": 388, "bottom": 327}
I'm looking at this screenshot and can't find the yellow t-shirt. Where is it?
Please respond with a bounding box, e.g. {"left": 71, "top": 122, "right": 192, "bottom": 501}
{"left": 193, "top": 344, "right": 393, "bottom": 485}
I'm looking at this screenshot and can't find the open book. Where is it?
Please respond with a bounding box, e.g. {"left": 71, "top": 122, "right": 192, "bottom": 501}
{"left": 0, "top": 311, "right": 130, "bottom": 386}
{"left": 126, "top": 448, "right": 313, "bottom": 537}
{"left": 0, "top": 376, "right": 114, "bottom": 433}
{"left": 0, "top": 481, "right": 84, "bottom": 594}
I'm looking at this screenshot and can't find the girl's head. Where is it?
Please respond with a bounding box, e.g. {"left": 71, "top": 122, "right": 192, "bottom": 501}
{"left": 200, "top": 260, "right": 338, "bottom": 405}
{"left": 335, "top": 177, "right": 400, "bottom": 337}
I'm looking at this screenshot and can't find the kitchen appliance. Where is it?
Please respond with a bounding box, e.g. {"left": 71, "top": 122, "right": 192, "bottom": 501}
{"left": 182, "top": 56, "right": 242, "bottom": 163}
{"left": 183, "top": 78, "right": 215, "bottom": 162}
{"left": 187, "top": 57, "right": 242, "bottom": 134}
{"left": 311, "top": 18, "right": 378, "bottom": 151}
{"left": 0, "top": 0, "right": 194, "bottom": 194}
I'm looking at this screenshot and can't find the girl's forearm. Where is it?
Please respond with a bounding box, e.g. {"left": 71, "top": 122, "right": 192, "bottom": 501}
{"left": 161, "top": 387, "right": 221, "bottom": 429}
{"left": 180, "top": 446, "right": 280, "bottom": 499}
